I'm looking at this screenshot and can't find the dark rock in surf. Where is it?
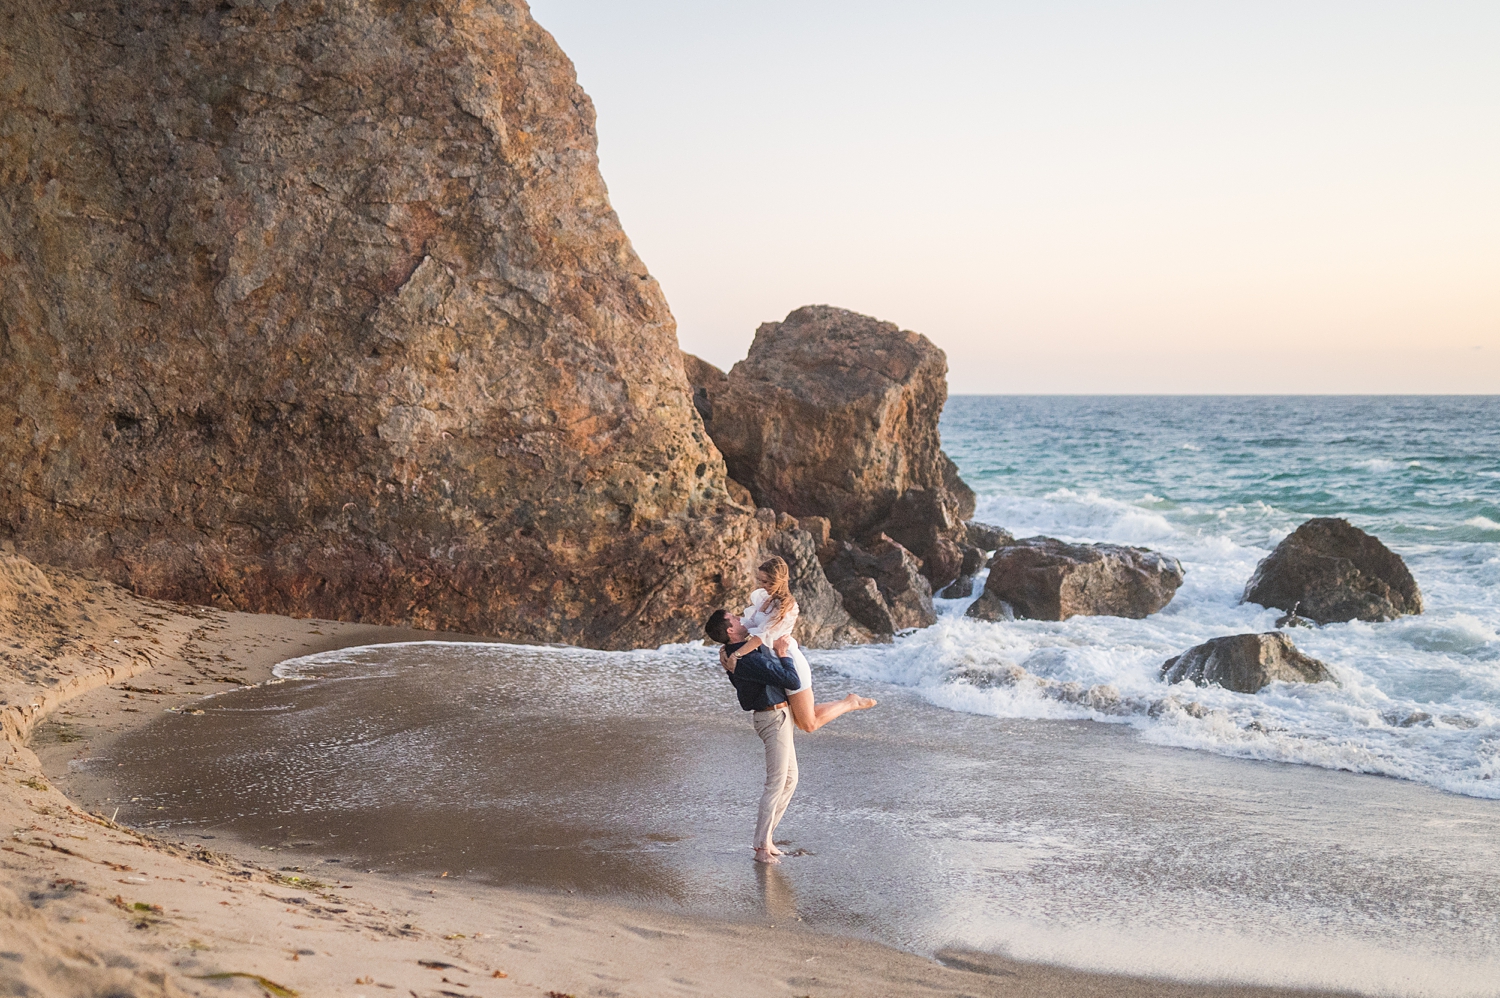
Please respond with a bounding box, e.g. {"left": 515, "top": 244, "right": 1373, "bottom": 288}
{"left": 1161, "top": 633, "right": 1335, "bottom": 693}
{"left": 967, "top": 537, "right": 1184, "bottom": 622}
{"left": 964, "top": 521, "right": 1014, "bottom": 552}
{"left": 965, "top": 590, "right": 1014, "bottom": 621}
{"left": 1274, "top": 602, "right": 1315, "bottom": 629}
{"left": 825, "top": 535, "right": 936, "bottom": 635}
{"left": 876, "top": 486, "right": 969, "bottom": 590}
{"left": 938, "top": 575, "right": 975, "bottom": 599}
{"left": 1382, "top": 709, "right": 1432, "bottom": 728}
{"left": 938, "top": 542, "right": 988, "bottom": 597}
{"left": 942, "top": 525, "right": 1002, "bottom": 594}
{"left": 1242, "top": 518, "right": 1422, "bottom": 624}
{"left": 960, "top": 543, "right": 987, "bottom": 576}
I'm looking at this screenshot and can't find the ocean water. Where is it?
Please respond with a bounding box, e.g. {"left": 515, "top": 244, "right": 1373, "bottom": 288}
{"left": 827, "top": 395, "right": 1500, "bottom": 799}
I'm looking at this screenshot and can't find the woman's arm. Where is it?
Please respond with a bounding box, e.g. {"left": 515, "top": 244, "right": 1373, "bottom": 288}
{"left": 732, "top": 635, "right": 763, "bottom": 660}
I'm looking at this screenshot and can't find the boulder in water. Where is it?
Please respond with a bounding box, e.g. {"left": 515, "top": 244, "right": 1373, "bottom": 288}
{"left": 965, "top": 590, "right": 1015, "bottom": 621}
{"left": 1161, "top": 633, "right": 1335, "bottom": 693}
{"left": 967, "top": 537, "right": 1184, "bottom": 621}
{"left": 938, "top": 575, "right": 975, "bottom": 599}
{"left": 825, "top": 535, "right": 936, "bottom": 635}
{"left": 1242, "top": 518, "right": 1422, "bottom": 623}
{"left": 964, "top": 521, "right": 1014, "bottom": 552}
{"left": 938, "top": 543, "right": 988, "bottom": 598}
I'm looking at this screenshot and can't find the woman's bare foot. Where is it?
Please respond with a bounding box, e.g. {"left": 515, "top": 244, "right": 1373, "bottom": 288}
{"left": 844, "top": 693, "right": 878, "bottom": 710}
{"left": 753, "top": 846, "right": 781, "bottom": 865}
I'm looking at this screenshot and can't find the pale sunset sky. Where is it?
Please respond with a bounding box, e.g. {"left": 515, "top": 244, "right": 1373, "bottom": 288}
{"left": 528, "top": 1, "right": 1500, "bottom": 394}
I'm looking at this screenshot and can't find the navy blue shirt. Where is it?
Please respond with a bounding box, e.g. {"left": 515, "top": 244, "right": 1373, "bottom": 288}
{"left": 723, "top": 641, "right": 801, "bottom": 712}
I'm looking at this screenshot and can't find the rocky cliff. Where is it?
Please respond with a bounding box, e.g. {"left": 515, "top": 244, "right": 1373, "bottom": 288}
{"left": 0, "top": 0, "right": 757, "bottom": 648}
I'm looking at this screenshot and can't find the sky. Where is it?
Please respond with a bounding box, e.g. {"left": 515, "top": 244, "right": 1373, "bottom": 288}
{"left": 528, "top": 1, "right": 1500, "bottom": 394}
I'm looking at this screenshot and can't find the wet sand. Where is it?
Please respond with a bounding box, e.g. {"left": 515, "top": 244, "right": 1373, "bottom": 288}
{"left": 61, "top": 640, "right": 1500, "bottom": 996}
{"left": 0, "top": 554, "right": 1398, "bottom": 996}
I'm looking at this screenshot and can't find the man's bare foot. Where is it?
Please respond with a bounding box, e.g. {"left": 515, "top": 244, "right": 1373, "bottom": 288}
{"left": 844, "top": 693, "right": 878, "bottom": 710}
{"left": 767, "top": 844, "right": 784, "bottom": 856}
{"left": 753, "top": 846, "right": 781, "bottom": 865}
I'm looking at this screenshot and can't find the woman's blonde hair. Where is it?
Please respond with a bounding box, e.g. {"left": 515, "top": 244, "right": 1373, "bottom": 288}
{"left": 757, "top": 556, "right": 795, "bottom": 627}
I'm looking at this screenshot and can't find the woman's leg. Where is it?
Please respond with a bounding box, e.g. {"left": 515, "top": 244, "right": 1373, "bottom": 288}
{"left": 786, "top": 688, "right": 877, "bottom": 734}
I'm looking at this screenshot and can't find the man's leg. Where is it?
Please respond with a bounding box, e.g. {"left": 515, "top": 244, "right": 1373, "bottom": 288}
{"left": 767, "top": 723, "right": 798, "bottom": 845}
{"left": 752, "top": 709, "right": 794, "bottom": 863}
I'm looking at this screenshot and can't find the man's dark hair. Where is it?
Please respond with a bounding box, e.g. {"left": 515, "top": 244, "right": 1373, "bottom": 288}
{"left": 704, "top": 609, "right": 732, "bottom": 645}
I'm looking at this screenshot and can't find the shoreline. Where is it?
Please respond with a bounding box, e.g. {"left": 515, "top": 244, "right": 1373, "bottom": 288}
{"left": 3, "top": 556, "right": 1360, "bottom": 997}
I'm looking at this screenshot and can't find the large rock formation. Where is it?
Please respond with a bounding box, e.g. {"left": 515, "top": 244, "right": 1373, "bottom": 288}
{"left": 967, "top": 537, "right": 1184, "bottom": 622}
{"left": 1242, "top": 518, "right": 1422, "bottom": 624}
{"left": 684, "top": 307, "right": 982, "bottom": 605}
{"left": 0, "top": 0, "right": 758, "bottom": 648}
{"left": 685, "top": 307, "right": 966, "bottom": 540}
{"left": 1161, "top": 633, "right": 1335, "bottom": 693}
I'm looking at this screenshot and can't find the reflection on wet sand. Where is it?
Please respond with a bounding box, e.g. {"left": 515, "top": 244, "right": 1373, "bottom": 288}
{"left": 756, "top": 862, "right": 800, "bottom": 922}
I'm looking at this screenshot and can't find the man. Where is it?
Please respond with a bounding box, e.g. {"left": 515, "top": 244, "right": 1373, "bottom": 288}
{"left": 704, "top": 608, "right": 800, "bottom": 865}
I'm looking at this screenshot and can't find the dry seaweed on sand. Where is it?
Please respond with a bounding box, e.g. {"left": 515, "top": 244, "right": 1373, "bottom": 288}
{"left": 190, "top": 972, "right": 298, "bottom": 996}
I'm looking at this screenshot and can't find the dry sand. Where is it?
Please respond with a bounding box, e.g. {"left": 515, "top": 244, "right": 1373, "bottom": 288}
{"left": 1, "top": 551, "right": 1355, "bottom": 998}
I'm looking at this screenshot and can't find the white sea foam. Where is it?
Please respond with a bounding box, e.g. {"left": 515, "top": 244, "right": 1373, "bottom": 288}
{"left": 817, "top": 480, "right": 1500, "bottom": 800}
{"left": 1464, "top": 515, "right": 1500, "bottom": 532}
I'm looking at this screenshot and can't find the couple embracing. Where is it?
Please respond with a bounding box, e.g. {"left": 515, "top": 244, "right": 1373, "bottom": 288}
{"left": 704, "top": 556, "right": 878, "bottom": 864}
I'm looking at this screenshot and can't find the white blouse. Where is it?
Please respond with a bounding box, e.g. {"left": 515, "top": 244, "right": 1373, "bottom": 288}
{"left": 743, "top": 587, "right": 799, "bottom": 644}
{"left": 741, "top": 588, "right": 811, "bottom": 694}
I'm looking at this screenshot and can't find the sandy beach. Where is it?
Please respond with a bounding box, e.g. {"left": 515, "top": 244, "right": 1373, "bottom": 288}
{"left": 0, "top": 552, "right": 1372, "bottom": 998}
{"left": 4, "top": 1, "right": 1493, "bottom": 994}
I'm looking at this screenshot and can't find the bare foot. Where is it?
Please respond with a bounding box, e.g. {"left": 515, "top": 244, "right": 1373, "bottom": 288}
{"left": 753, "top": 846, "right": 781, "bottom": 865}
{"left": 767, "top": 844, "right": 784, "bottom": 856}
{"left": 844, "top": 693, "right": 878, "bottom": 710}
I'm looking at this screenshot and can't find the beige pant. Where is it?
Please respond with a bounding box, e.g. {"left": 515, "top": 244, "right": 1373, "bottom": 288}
{"left": 752, "top": 706, "right": 798, "bottom": 850}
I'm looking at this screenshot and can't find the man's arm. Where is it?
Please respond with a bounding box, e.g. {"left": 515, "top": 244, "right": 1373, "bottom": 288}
{"left": 730, "top": 647, "right": 801, "bottom": 690}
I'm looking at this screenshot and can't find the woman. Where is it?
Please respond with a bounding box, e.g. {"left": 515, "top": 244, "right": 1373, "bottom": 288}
{"left": 725, "top": 556, "right": 877, "bottom": 733}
